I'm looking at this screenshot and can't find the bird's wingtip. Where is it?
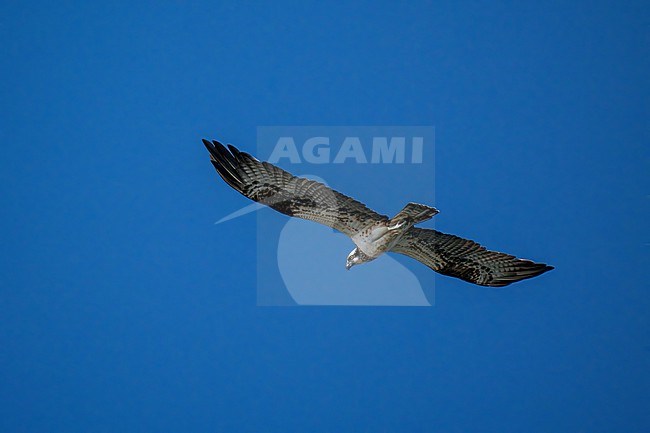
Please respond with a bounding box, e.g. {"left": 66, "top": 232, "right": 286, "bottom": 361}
{"left": 202, "top": 138, "right": 213, "bottom": 150}
{"left": 203, "top": 139, "right": 234, "bottom": 159}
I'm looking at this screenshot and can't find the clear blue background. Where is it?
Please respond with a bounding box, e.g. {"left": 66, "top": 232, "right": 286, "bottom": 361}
{"left": 1, "top": 1, "right": 648, "bottom": 432}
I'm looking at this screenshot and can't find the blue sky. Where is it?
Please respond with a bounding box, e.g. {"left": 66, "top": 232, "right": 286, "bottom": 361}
{"left": 1, "top": 1, "right": 648, "bottom": 432}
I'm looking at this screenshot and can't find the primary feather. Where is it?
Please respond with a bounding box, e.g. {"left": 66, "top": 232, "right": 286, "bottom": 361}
{"left": 203, "top": 139, "right": 553, "bottom": 287}
{"left": 390, "top": 228, "right": 553, "bottom": 287}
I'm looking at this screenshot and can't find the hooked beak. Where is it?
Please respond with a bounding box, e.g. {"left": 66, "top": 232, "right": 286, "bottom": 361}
{"left": 345, "top": 263, "right": 352, "bottom": 271}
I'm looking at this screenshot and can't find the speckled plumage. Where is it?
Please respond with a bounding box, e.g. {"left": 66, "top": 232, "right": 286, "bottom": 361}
{"left": 203, "top": 139, "right": 553, "bottom": 287}
{"left": 204, "top": 139, "right": 386, "bottom": 237}
{"left": 391, "top": 228, "right": 553, "bottom": 287}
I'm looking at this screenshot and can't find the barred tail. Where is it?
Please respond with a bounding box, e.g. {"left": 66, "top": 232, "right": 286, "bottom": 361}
{"left": 391, "top": 202, "right": 439, "bottom": 226}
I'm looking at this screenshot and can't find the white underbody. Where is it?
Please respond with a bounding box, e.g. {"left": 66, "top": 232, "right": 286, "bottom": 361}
{"left": 350, "top": 220, "right": 408, "bottom": 259}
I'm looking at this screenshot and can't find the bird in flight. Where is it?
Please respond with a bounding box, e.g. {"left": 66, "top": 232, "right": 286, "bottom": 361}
{"left": 203, "top": 139, "right": 553, "bottom": 287}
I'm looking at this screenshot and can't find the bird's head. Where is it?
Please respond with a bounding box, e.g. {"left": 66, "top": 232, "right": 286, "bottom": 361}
{"left": 346, "top": 248, "right": 363, "bottom": 270}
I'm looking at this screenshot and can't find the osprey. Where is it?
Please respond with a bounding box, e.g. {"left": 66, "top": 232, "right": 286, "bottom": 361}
{"left": 203, "top": 139, "right": 553, "bottom": 287}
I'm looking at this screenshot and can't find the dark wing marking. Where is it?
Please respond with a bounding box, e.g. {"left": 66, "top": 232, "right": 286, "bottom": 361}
{"left": 391, "top": 227, "right": 553, "bottom": 287}
{"left": 203, "top": 139, "right": 387, "bottom": 236}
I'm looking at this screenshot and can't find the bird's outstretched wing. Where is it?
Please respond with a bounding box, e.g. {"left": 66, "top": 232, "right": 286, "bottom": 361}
{"left": 391, "top": 227, "right": 553, "bottom": 287}
{"left": 203, "top": 139, "right": 387, "bottom": 236}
